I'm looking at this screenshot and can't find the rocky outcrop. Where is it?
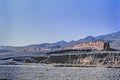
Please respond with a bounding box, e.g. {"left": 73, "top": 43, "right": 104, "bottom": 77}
{"left": 22, "top": 47, "right": 52, "bottom": 52}
{"left": 12, "top": 52, "right": 120, "bottom": 67}
{"left": 62, "top": 41, "right": 110, "bottom": 51}
{"left": 0, "top": 41, "right": 110, "bottom": 52}
{"left": 7, "top": 47, "right": 53, "bottom": 52}
{"left": 43, "top": 53, "right": 120, "bottom": 66}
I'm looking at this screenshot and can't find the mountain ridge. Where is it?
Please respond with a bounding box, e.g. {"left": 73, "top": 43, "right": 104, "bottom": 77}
{"left": 1, "top": 31, "right": 120, "bottom": 52}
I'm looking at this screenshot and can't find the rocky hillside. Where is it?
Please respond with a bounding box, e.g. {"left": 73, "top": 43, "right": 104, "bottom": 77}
{"left": 1, "top": 31, "right": 120, "bottom": 52}
{"left": 62, "top": 41, "right": 109, "bottom": 51}
{"left": 23, "top": 31, "right": 120, "bottom": 51}
{"left": 10, "top": 51, "right": 120, "bottom": 67}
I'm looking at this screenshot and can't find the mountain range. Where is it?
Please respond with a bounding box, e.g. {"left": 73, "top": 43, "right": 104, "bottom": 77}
{"left": 26, "top": 31, "right": 120, "bottom": 48}
{"left": 1, "top": 31, "right": 120, "bottom": 52}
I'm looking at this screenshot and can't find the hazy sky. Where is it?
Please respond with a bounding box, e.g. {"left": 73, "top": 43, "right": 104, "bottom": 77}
{"left": 0, "top": 0, "right": 120, "bottom": 46}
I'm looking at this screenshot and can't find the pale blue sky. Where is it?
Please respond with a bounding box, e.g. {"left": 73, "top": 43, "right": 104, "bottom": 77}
{"left": 0, "top": 0, "right": 120, "bottom": 46}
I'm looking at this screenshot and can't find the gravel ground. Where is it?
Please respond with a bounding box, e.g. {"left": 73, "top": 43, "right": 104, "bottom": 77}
{"left": 0, "top": 65, "right": 120, "bottom": 80}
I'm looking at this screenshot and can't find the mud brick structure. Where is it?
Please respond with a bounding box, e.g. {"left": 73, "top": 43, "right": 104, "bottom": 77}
{"left": 62, "top": 41, "right": 110, "bottom": 51}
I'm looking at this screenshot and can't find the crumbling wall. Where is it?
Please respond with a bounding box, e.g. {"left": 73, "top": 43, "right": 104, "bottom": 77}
{"left": 62, "top": 41, "right": 109, "bottom": 51}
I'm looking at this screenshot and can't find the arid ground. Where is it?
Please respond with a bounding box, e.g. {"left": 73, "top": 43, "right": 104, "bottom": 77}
{"left": 0, "top": 64, "right": 120, "bottom": 80}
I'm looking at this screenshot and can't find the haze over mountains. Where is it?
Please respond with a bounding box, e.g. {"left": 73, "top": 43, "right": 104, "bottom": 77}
{"left": 26, "top": 31, "right": 120, "bottom": 50}
{"left": 1, "top": 31, "right": 120, "bottom": 52}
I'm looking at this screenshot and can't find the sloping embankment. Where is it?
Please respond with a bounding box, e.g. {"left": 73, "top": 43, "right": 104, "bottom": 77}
{"left": 11, "top": 50, "right": 120, "bottom": 68}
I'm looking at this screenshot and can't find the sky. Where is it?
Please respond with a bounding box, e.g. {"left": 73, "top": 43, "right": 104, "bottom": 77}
{"left": 0, "top": 0, "right": 120, "bottom": 46}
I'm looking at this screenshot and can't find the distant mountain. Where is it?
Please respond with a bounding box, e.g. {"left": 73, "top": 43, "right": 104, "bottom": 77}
{"left": 1, "top": 31, "right": 120, "bottom": 52}
{"left": 76, "top": 31, "right": 120, "bottom": 50}
{"left": 0, "top": 49, "right": 12, "bottom": 52}
{"left": 53, "top": 40, "right": 67, "bottom": 46}
{"left": 76, "top": 31, "right": 120, "bottom": 42}
{"left": 27, "top": 40, "right": 67, "bottom": 48}
{"left": 77, "top": 36, "right": 95, "bottom": 43}
{"left": 95, "top": 31, "right": 120, "bottom": 41}
{"left": 0, "top": 46, "right": 13, "bottom": 52}
{"left": 27, "top": 43, "right": 52, "bottom": 48}
{"left": 26, "top": 31, "right": 120, "bottom": 51}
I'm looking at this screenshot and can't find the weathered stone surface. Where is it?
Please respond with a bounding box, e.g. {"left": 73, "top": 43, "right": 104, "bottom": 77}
{"left": 23, "top": 47, "right": 52, "bottom": 52}
{"left": 13, "top": 47, "right": 52, "bottom": 52}
{"left": 62, "top": 41, "right": 109, "bottom": 51}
